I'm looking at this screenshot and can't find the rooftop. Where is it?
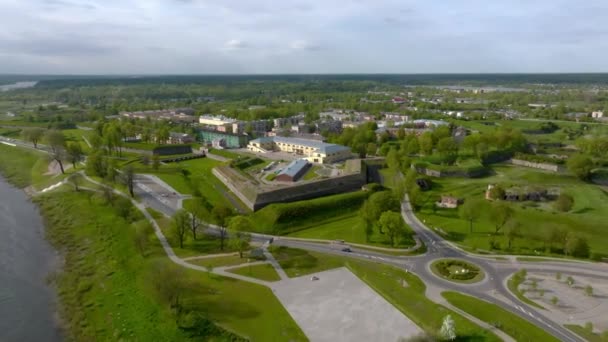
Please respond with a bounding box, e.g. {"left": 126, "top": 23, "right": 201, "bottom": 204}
{"left": 250, "top": 136, "right": 350, "bottom": 154}
{"left": 277, "top": 159, "right": 309, "bottom": 178}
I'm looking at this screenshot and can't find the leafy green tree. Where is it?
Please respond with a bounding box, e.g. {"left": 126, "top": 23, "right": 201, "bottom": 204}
{"left": 585, "top": 285, "right": 594, "bottom": 297}
{"left": 122, "top": 165, "right": 135, "bottom": 197}
{"left": 436, "top": 137, "right": 459, "bottom": 159}
{"left": 504, "top": 219, "right": 521, "bottom": 250}
{"left": 553, "top": 193, "right": 574, "bottom": 212}
{"left": 459, "top": 198, "right": 484, "bottom": 233}
{"left": 376, "top": 211, "right": 407, "bottom": 247}
{"left": 172, "top": 209, "right": 190, "bottom": 249}
{"left": 567, "top": 154, "right": 594, "bottom": 181}
{"left": 44, "top": 130, "right": 67, "bottom": 174}
{"left": 406, "top": 138, "right": 420, "bottom": 155}
{"left": 229, "top": 232, "right": 251, "bottom": 258}
{"left": 66, "top": 142, "right": 83, "bottom": 168}
{"left": 367, "top": 191, "right": 400, "bottom": 233}
{"left": 359, "top": 200, "right": 374, "bottom": 242}
{"left": 152, "top": 154, "right": 161, "bottom": 170}
{"left": 212, "top": 205, "right": 233, "bottom": 250}
{"left": 490, "top": 201, "right": 514, "bottom": 234}
{"left": 419, "top": 132, "right": 434, "bottom": 155}
{"left": 386, "top": 148, "right": 401, "bottom": 172}
{"left": 21, "top": 127, "right": 45, "bottom": 148}
{"left": 565, "top": 234, "right": 590, "bottom": 258}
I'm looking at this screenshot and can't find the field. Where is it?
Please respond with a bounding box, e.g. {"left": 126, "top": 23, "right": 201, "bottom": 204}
{"left": 143, "top": 157, "right": 238, "bottom": 210}
{"left": 36, "top": 189, "right": 306, "bottom": 341}
{"left": 287, "top": 213, "right": 416, "bottom": 249}
{"left": 187, "top": 254, "right": 250, "bottom": 269}
{"left": 442, "top": 291, "right": 560, "bottom": 342}
{"left": 227, "top": 263, "right": 282, "bottom": 282}
{"left": 416, "top": 164, "right": 608, "bottom": 256}
{"left": 0, "top": 143, "right": 52, "bottom": 188}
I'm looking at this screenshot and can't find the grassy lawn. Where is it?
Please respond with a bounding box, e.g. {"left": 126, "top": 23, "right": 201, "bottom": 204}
{"left": 36, "top": 189, "right": 306, "bottom": 341}
{"left": 442, "top": 291, "right": 560, "bottom": 342}
{"left": 188, "top": 254, "right": 250, "bottom": 269}
{"left": 0, "top": 143, "right": 51, "bottom": 188}
{"left": 302, "top": 165, "right": 321, "bottom": 181}
{"left": 416, "top": 164, "right": 608, "bottom": 256}
{"left": 208, "top": 148, "right": 242, "bottom": 160}
{"left": 227, "top": 263, "right": 281, "bottom": 282}
{"left": 269, "top": 246, "right": 344, "bottom": 278}
{"left": 564, "top": 324, "right": 604, "bottom": 342}
{"left": 379, "top": 168, "right": 402, "bottom": 188}
{"left": 507, "top": 273, "right": 546, "bottom": 310}
{"left": 62, "top": 128, "right": 95, "bottom": 152}
{"left": 156, "top": 216, "right": 241, "bottom": 258}
{"left": 146, "top": 157, "right": 235, "bottom": 209}
{"left": 287, "top": 213, "right": 416, "bottom": 249}
{"left": 430, "top": 259, "right": 485, "bottom": 284}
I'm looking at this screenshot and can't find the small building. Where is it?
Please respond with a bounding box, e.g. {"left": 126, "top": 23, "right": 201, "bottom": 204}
{"left": 275, "top": 159, "right": 310, "bottom": 182}
{"left": 436, "top": 195, "right": 460, "bottom": 208}
{"left": 198, "top": 128, "right": 248, "bottom": 148}
{"left": 592, "top": 111, "right": 604, "bottom": 119}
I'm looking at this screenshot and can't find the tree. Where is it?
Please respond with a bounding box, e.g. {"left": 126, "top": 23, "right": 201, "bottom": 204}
{"left": 551, "top": 296, "right": 559, "bottom": 306}
{"left": 152, "top": 154, "right": 161, "bottom": 170}
{"left": 406, "top": 138, "right": 420, "bottom": 155}
{"left": 359, "top": 200, "right": 374, "bottom": 242}
{"left": 439, "top": 314, "right": 456, "bottom": 341}
{"left": 122, "top": 165, "right": 135, "bottom": 197}
{"left": 367, "top": 191, "right": 400, "bottom": 234}
{"left": 376, "top": 211, "right": 407, "bottom": 247}
{"left": 86, "top": 151, "right": 107, "bottom": 177}
{"left": 229, "top": 231, "right": 251, "bottom": 258}
{"left": 567, "top": 276, "right": 575, "bottom": 287}
{"left": 585, "top": 285, "right": 594, "bottom": 297}
{"left": 565, "top": 234, "right": 590, "bottom": 258}
{"left": 553, "top": 193, "right": 574, "bottom": 212}
{"left": 44, "top": 130, "right": 66, "bottom": 174}
{"left": 386, "top": 148, "right": 400, "bottom": 172}
{"left": 66, "top": 142, "right": 83, "bottom": 168}
{"left": 172, "top": 209, "right": 190, "bottom": 249}
{"left": 487, "top": 184, "right": 505, "bottom": 200}
{"left": 148, "top": 260, "right": 191, "bottom": 312}
{"left": 504, "top": 219, "right": 521, "bottom": 250}
{"left": 69, "top": 172, "right": 84, "bottom": 191}
{"left": 490, "top": 201, "right": 514, "bottom": 234}
{"left": 459, "top": 198, "right": 484, "bottom": 233}
{"left": 567, "top": 154, "right": 594, "bottom": 181}
{"left": 436, "top": 137, "right": 459, "bottom": 160}
{"left": 229, "top": 215, "right": 253, "bottom": 232}
{"left": 419, "top": 132, "right": 434, "bottom": 155}
{"left": 212, "top": 205, "right": 233, "bottom": 250}
{"left": 188, "top": 201, "right": 209, "bottom": 240}
{"left": 21, "top": 127, "right": 44, "bottom": 148}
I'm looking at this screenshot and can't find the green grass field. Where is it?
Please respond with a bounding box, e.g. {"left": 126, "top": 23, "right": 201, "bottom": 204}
{"left": 442, "top": 291, "right": 559, "bottom": 342}
{"left": 287, "top": 213, "right": 416, "bottom": 249}
{"left": 35, "top": 189, "right": 306, "bottom": 341}
{"left": 416, "top": 164, "right": 608, "bottom": 255}
{"left": 187, "top": 254, "right": 250, "bottom": 269}
{"left": 564, "top": 324, "right": 605, "bottom": 342}
{"left": 0, "top": 143, "right": 51, "bottom": 188}
{"left": 146, "top": 157, "right": 236, "bottom": 209}
{"left": 227, "top": 263, "right": 282, "bottom": 282}
{"left": 269, "top": 246, "right": 345, "bottom": 278}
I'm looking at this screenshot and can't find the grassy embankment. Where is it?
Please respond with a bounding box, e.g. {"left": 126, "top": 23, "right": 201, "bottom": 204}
{"left": 35, "top": 189, "right": 306, "bottom": 341}
{"left": 442, "top": 291, "right": 560, "bottom": 342}
{"left": 416, "top": 164, "right": 608, "bottom": 256}
{"left": 268, "top": 191, "right": 414, "bottom": 248}
{"left": 269, "top": 246, "right": 500, "bottom": 341}
{"left": 564, "top": 324, "right": 606, "bottom": 342}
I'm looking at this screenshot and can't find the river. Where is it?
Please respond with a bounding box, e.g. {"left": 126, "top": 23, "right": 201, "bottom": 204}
{"left": 0, "top": 177, "right": 62, "bottom": 341}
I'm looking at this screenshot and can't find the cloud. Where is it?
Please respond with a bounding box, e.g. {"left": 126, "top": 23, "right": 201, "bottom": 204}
{"left": 224, "top": 39, "right": 248, "bottom": 50}
{"left": 289, "top": 40, "right": 321, "bottom": 51}
{"left": 1, "top": 0, "right": 608, "bottom": 73}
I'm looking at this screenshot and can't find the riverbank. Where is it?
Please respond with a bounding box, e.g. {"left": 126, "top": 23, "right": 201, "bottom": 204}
{"left": 0, "top": 144, "right": 305, "bottom": 341}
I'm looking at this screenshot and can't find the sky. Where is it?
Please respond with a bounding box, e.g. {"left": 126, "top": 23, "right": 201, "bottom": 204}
{"left": 1, "top": 0, "right": 608, "bottom": 74}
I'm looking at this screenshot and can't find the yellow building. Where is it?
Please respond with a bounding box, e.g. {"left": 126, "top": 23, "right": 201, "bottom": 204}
{"left": 247, "top": 136, "right": 352, "bottom": 164}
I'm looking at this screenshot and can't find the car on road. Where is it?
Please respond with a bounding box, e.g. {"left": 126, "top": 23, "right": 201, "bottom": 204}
{"left": 341, "top": 247, "right": 352, "bottom": 252}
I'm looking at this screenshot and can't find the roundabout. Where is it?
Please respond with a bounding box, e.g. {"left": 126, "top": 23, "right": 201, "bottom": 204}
{"left": 430, "top": 258, "right": 485, "bottom": 284}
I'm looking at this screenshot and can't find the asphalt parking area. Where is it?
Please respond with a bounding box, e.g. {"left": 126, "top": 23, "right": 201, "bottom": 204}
{"left": 272, "top": 267, "right": 422, "bottom": 342}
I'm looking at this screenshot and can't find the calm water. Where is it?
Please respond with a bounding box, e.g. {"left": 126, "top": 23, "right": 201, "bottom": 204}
{"left": 0, "top": 177, "right": 62, "bottom": 342}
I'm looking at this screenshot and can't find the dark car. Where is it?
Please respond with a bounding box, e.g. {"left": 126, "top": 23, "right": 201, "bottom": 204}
{"left": 341, "top": 247, "right": 352, "bottom": 252}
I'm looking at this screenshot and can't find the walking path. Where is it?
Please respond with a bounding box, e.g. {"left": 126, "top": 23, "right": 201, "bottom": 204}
{"left": 263, "top": 248, "right": 289, "bottom": 280}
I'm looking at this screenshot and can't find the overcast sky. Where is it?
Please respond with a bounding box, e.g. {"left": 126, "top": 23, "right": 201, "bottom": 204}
{"left": 1, "top": 0, "right": 608, "bottom": 74}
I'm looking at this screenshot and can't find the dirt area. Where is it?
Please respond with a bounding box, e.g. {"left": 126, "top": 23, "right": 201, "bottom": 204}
{"left": 520, "top": 272, "right": 608, "bottom": 333}
{"left": 272, "top": 267, "right": 422, "bottom": 342}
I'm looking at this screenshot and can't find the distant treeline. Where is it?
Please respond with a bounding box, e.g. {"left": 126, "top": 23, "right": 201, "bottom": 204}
{"left": 31, "top": 73, "right": 608, "bottom": 88}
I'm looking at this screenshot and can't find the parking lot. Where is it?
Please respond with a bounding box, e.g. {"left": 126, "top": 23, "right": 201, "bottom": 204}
{"left": 272, "top": 267, "right": 422, "bottom": 342}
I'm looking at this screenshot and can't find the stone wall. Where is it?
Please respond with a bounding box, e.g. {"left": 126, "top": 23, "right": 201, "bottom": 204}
{"left": 510, "top": 158, "right": 562, "bottom": 172}
{"left": 213, "top": 160, "right": 367, "bottom": 211}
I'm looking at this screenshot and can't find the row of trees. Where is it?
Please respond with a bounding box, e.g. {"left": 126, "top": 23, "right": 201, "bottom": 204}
{"left": 21, "top": 128, "right": 84, "bottom": 174}
{"left": 359, "top": 190, "right": 411, "bottom": 247}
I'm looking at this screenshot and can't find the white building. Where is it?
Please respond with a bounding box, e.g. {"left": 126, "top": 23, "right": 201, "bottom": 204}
{"left": 592, "top": 111, "right": 604, "bottom": 119}
{"left": 247, "top": 136, "right": 352, "bottom": 164}
{"left": 199, "top": 114, "right": 238, "bottom": 126}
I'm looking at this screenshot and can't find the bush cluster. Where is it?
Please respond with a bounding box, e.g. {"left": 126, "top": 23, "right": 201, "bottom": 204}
{"left": 434, "top": 260, "right": 480, "bottom": 281}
